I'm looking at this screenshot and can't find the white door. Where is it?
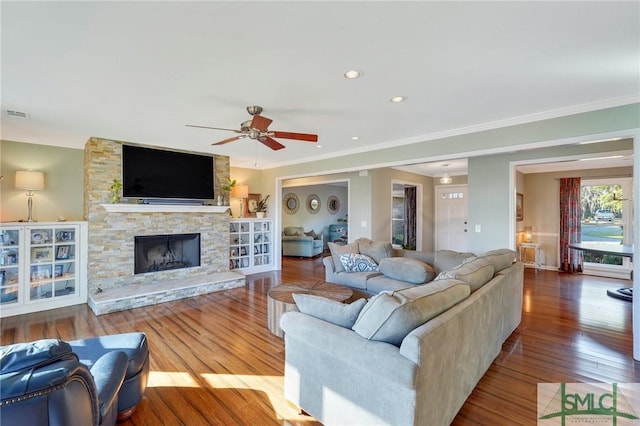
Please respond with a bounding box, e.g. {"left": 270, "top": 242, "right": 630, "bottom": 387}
{"left": 435, "top": 185, "right": 469, "bottom": 251}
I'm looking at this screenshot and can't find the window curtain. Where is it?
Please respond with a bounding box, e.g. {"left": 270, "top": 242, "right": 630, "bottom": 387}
{"left": 559, "top": 177, "right": 583, "bottom": 272}
{"left": 403, "top": 186, "right": 417, "bottom": 250}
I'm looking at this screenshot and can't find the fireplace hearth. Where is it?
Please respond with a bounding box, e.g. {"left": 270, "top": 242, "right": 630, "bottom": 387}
{"left": 135, "top": 233, "right": 200, "bottom": 274}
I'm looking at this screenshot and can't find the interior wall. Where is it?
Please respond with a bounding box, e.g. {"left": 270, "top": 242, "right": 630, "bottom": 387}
{"left": 281, "top": 171, "right": 372, "bottom": 241}
{"left": 371, "top": 168, "right": 434, "bottom": 251}
{"left": 281, "top": 184, "right": 348, "bottom": 244}
{"left": 0, "top": 140, "right": 84, "bottom": 222}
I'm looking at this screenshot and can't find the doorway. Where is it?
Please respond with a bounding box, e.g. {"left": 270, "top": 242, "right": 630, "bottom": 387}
{"left": 435, "top": 185, "right": 469, "bottom": 251}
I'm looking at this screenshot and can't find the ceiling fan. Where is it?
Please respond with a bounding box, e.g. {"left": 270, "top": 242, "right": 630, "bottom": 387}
{"left": 186, "top": 105, "right": 318, "bottom": 151}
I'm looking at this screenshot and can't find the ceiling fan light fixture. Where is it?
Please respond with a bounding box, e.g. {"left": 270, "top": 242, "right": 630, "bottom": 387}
{"left": 440, "top": 173, "right": 452, "bottom": 184}
{"left": 390, "top": 96, "right": 407, "bottom": 103}
{"left": 344, "top": 70, "right": 361, "bottom": 79}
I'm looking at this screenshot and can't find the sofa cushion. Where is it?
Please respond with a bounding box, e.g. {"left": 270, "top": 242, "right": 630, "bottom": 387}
{"left": 328, "top": 242, "right": 359, "bottom": 273}
{"left": 436, "top": 257, "right": 495, "bottom": 292}
{"left": 471, "top": 249, "right": 515, "bottom": 273}
{"left": 356, "top": 238, "right": 394, "bottom": 263}
{"left": 293, "top": 294, "right": 367, "bottom": 328}
{"left": 284, "top": 227, "right": 304, "bottom": 236}
{"left": 340, "top": 253, "right": 379, "bottom": 272}
{"left": 433, "top": 250, "right": 476, "bottom": 273}
{"left": 379, "top": 257, "right": 435, "bottom": 284}
{"left": 352, "top": 279, "right": 470, "bottom": 346}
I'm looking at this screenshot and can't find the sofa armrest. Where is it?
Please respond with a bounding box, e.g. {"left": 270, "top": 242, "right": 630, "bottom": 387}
{"left": 281, "top": 311, "right": 416, "bottom": 388}
{"left": 90, "top": 351, "right": 128, "bottom": 423}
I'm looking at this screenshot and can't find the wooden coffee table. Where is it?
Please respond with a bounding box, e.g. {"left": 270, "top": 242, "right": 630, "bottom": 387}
{"left": 267, "top": 281, "right": 353, "bottom": 337}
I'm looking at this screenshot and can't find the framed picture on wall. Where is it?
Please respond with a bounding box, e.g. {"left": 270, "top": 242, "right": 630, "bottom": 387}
{"left": 244, "top": 193, "right": 260, "bottom": 218}
{"left": 516, "top": 193, "right": 524, "bottom": 221}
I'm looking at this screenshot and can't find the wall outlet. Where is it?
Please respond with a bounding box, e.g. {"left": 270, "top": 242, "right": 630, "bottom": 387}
{"left": 361, "top": 220, "right": 367, "bottom": 228}
{"left": 475, "top": 224, "right": 481, "bottom": 233}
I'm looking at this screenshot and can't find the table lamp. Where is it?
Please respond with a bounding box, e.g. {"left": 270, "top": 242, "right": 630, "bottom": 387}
{"left": 231, "top": 184, "right": 249, "bottom": 218}
{"left": 524, "top": 226, "right": 533, "bottom": 243}
{"left": 15, "top": 170, "right": 45, "bottom": 222}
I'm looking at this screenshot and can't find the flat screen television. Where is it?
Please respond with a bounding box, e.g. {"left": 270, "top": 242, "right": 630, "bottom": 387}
{"left": 122, "top": 144, "right": 214, "bottom": 201}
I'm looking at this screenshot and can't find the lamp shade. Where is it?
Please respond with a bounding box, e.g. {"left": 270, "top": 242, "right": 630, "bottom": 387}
{"left": 231, "top": 184, "right": 248, "bottom": 198}
{"left": 15, "top": 171, "right": 45, "bottom": 190}
{"left": 524, "top": 226, "right": 533, "bottom": 243}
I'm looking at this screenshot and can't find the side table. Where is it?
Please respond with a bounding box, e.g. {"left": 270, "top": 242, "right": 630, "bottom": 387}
{"left": 519, "top": 243, "right": 541, "bottom": 272}
{"left": 267, "top": 281, "right": 353, "bottom": 337}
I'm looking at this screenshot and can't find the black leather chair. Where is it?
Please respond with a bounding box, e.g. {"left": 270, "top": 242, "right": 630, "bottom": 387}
{"left": 0, "top": 339, "right": 128, "bottom": 426}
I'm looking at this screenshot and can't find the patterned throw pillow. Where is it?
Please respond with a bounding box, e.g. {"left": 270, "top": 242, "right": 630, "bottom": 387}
{"left": 339, "top": 253, "right": 379, "bottom": 272}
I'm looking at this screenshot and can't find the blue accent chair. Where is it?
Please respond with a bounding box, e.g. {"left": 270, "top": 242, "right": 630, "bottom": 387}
{"left": 1, "top": 339, "right": 128, "bottom": 426}
{"left": 1, "top": 332, "right": 149, "bottom": 425}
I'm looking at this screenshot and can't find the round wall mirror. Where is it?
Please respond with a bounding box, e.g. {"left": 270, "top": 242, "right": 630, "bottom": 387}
{"left": 283, "top": 193, "right": 299, "bottom": 215}
{"left": 327, "top": 195, "right": 340, "bottom": 214}
{"left": 306, "top": 194, "right": 321, "bottom": 214}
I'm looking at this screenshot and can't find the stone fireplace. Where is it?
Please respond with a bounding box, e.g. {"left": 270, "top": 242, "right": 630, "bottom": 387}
{"left": 83, "top": 137, "right": 245, "bottom": 315}
{"left": 134, "top": 233, "right": 200, "bottom": 274}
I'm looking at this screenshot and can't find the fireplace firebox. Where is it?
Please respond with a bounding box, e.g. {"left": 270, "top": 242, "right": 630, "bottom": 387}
{"left": 134, "top": 233, "right": 200, "bottom": 274}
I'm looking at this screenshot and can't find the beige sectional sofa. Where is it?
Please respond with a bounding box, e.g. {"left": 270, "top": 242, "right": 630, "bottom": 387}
{"left": 281, "top": 241, "right": 523, "bottom": 425}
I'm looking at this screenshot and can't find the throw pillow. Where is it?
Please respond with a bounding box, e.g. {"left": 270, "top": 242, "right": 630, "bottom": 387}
{"left": 435, "top": 257, "right": 494, "bottom": 292}
{"left": 328, "top": 242, "right": 359, "bottom": 273}
{"left": 293, "top": 294, "right": 367, "bottom": 328}
{"left": 352, "top": 279, "right": 470, "bottom": 346}
{"left": 356, "top": 238, "right": 394, "bottom": 263}
{"left": 293, "top": 229, "right": 305, "bottom": 236}
{"left": 283, "top": 227, "right": 301, "bottom": 236}
{"left": 339, "top": 253, "right": 379, "bottom": 272}
{"left": 379, "top": 257, "right": 435, "bottom": 284}
{"left": 304, "top": 230, "right": 318, "bottom": 239}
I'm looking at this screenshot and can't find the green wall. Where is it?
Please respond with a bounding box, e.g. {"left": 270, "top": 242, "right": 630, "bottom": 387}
{"left": 1, "top": 140, "right": 84, "bottom": 222}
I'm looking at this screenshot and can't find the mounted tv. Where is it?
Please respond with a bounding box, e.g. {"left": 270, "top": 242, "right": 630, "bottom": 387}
{"left": 122, "top": 144, "right": 214, "bottom": 201}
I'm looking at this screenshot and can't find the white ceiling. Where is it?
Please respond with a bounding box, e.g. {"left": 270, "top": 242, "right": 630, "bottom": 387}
{"left": 2, "top": 2, "right": 639, "bottom": 170}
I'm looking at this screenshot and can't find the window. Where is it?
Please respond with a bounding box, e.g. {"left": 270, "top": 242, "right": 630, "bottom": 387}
{"left": 580, "top": 178, "right": 632, "bottom": 276}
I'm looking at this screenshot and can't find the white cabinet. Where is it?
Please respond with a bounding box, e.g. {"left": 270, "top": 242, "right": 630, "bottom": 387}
{"left": 0, "top": 222, "right": 87, "bottom": 317}
{"left": 229, "top": 219, "right": 273, "bottom": 274}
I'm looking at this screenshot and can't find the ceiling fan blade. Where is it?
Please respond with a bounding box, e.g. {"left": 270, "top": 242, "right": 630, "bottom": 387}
{"left": 250, "top": 115, "right": 273, "bottom": 132}
{"left": 186, "top": 124, "right": 243, "bottom": 133}
{"left": 259, "top": 136, "right": 286, "bottom": 151}
{"left": 272, "top": 131, "right": 318, "bottom": 142}
{"left": 212, "top": 135, "right": 246, "bottom": 146}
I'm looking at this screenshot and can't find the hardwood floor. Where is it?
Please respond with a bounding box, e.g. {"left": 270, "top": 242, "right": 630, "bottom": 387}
{"left": 1, "top": 257, "right": 638, "bottom": 425}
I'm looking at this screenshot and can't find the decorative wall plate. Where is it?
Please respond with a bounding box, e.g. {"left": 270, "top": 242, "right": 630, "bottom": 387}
{"left": 283, "top": 193, "right": 299, "bottom": 215}
{"left": 327, "top": 195, "right": 340, "bottom": 214}
{"left": 31, "top": 231, "right": 48, "bottom": 244}
{"left": 306, "top": 194, "right": 321, "bottom": 214}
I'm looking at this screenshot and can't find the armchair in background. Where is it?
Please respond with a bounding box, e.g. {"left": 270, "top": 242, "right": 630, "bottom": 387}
{"left": 282, "top": 226, "right": 324, "bottom": 258}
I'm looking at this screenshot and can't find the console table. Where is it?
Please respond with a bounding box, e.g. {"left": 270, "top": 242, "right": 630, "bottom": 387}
{"left": 568, "top": 242, "right": 633, "bottom": 302}
{"left": 519, "top": 243, "right": 541, "bottom": 272}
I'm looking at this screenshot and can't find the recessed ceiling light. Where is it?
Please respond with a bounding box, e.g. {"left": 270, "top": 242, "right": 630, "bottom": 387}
{"left": 390, "top": 96, "right": 407, "bottom": 103}
{"left": 344, "top": 70, "right": 361, "bottom": 79}
{"left": 351, "top": 136, "right": 360, "bottom": 140}
{"left": 316, "top": 144, "right": 323, "bottom": 149}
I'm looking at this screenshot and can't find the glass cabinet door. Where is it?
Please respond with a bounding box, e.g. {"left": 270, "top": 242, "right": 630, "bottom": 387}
{"left": 1, "top": 228, "right": 22, "bottom": 305}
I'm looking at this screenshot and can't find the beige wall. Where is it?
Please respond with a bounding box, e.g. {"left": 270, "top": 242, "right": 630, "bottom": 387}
{"left": 280, "top": 184, "right": 348, "bottom": 243}
{"left": 1, "top": 140, "right": 84, "bottom": 222}
{"left": 522, "top": 166, "right": 633, "bottom": 268}
{"left": 370, "top": 168, "right": 435, "bottom": 251}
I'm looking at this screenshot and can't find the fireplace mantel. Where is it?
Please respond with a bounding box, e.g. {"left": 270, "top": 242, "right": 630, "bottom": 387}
{"left": 101, "top": 204, "right": 230, "bottom": 213}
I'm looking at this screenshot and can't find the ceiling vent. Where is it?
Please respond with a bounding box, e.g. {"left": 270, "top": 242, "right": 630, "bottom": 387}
{"left": 4, "top": 109, "right": 30, "bottom": 119}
